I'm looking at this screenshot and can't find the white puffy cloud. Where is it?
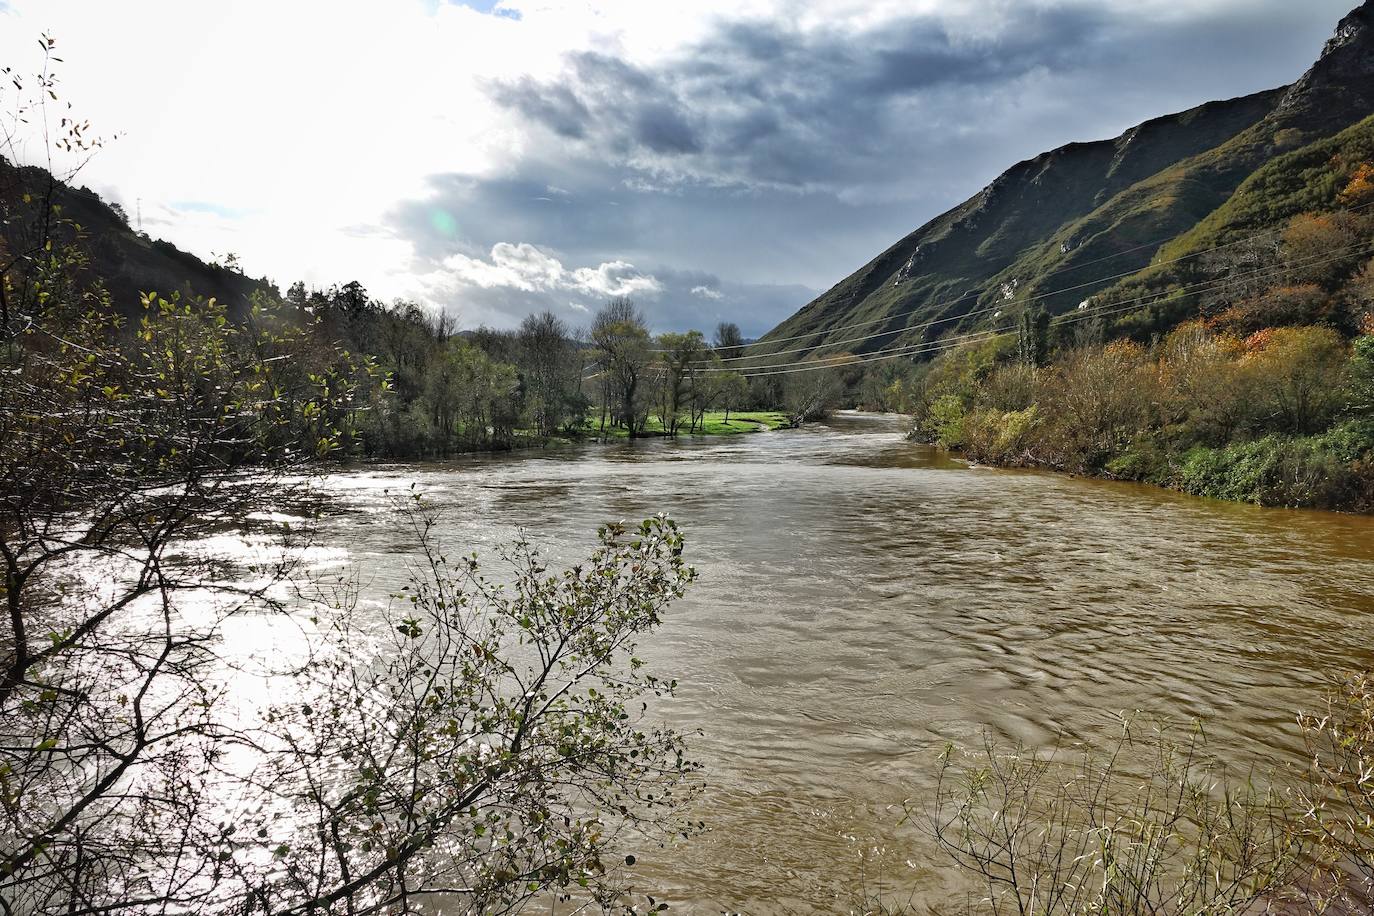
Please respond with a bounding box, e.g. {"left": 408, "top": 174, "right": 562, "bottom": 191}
{"left": 434, "top": 242, "right": 661, "bottom": 299}
{"left": 406, "top": 251, "right": 810, "bottom": 334}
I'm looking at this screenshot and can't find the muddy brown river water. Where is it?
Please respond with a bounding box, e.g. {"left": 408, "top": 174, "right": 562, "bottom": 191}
{"left": 300, "top": 411, "right": 1374, "bottom": 913}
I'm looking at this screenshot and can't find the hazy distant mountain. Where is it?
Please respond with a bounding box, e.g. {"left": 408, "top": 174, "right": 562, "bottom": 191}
{"left": 758, "top": 0, "right": 1374, "bottom": 355}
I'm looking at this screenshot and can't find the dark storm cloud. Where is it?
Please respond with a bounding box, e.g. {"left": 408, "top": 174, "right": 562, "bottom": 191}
{"left": 489, "top": 1, "right": 1353, "bottom": 194}
{"left": 632, "top": 102, "right": 702, "bottom": 154}
{"left": 493, "top": 83, "right": 589, "bottom": 139}
{"left": 493, "top": 55, "right": 703, "bottom": 155}
{"left": 489, "top": 5, "right": 1112, "bottom": 189}
{"left": 394, "top": 0, "right": 1358, "bottom": 331}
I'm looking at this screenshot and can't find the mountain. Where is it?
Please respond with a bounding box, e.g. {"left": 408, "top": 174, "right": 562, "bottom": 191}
{"left": 757, "top": 1, "right": 1374, "bottom": 357}
{"left": 0, "top": 157, "right": 270, "bottom": 318}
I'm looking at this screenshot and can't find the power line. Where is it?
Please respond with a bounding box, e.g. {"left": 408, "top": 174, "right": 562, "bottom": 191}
{"left": 736, "top": 241, "right": 1374, "bottom": 377}
{"left": 579, "top": 237, "right": 1374, "bottom": 383}
{"left": 583, "top": 233, "right": 1374, "bottom": 385}
{"left": 713, "top": 239, "right": 1374, "bottom": 377}
{"left": 673, "top": 196, "right": 1374, "bottom": 358}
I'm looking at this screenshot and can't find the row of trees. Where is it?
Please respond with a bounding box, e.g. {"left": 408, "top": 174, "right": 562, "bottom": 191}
{"left": 587, "top": 298, "right": 759, "bottom": 436}
{"left": 260, "top": 285, "right": 794, "bottom": 454}
{"left": 284, "top": 282, "right": 587, "bottom": 454}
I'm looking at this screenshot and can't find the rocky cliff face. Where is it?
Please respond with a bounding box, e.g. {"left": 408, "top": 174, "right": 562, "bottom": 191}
{"left": 1277, "top": 0, "right": 1374, "bottom": 119}
{"left": 757, "top": 2, "right": 1374, "bottom": 358}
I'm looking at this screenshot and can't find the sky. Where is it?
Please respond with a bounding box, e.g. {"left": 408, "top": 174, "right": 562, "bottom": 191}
{"left": 0, "top": 0, "right": 1358, "bottom": 335}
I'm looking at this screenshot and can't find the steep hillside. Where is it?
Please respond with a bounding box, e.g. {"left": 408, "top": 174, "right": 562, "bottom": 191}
{"left": 758, "top": 0, "right": 1374, "bottom": 357}
{"left": 1090, "top": 111, "right": 1374, "bottom": 338}
{"left": 0, "top": 157, "right": 270, "bottom": 318}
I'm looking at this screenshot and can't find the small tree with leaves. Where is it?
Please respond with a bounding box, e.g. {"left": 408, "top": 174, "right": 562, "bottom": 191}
{"left": 592, "top": 298, "right": 652, "bottom": 437}
{"left": 227, "top": 507, "right": 702, "bottom": 914}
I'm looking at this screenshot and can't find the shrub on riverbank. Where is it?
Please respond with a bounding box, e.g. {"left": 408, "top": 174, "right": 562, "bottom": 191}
{"left": 927, "top": 720, "right": 1324, "bottom": 916}
{"left": 908, "top": 319, "right": 1374, "bottom": 510}
{"left": 1172, "top": 422, "right": 1374, "bottom": 509}
{"left": 923, "top": 674, "right": 1374, "bottom": 915}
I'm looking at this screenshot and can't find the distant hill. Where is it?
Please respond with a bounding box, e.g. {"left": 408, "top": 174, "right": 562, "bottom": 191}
{"left": 0, "top": 157, "right": 271, "bottom": 318}
{"left": 757, "top": 0, "right": 1374, "bottom": 356}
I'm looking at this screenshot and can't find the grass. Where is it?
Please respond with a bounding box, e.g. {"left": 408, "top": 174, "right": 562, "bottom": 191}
{"left": 581, "top": 411, "right": 790, "bottom": 440}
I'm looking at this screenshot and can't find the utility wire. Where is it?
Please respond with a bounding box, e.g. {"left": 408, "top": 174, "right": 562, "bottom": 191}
{"left": 715, "top": 238, "right": 1374, "bottom": 376}
{"left": 583, "top": 238, "right": 1374, "bottom": 383}
{"left": 670, "top": 197, "right": 1374, "bottom": 358}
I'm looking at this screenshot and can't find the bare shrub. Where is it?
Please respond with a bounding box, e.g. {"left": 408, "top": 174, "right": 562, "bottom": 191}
{"left": 925, "top": 719, "right": 1321, "bottom": 916}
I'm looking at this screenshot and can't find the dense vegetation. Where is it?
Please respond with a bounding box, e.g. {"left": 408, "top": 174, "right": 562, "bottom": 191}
{"left": 882, "top": 118, "right": 1374, "bottom": 511}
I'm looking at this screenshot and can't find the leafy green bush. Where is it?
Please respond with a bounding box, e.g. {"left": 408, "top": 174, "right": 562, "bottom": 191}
{"left": 925, "top": 394, "right": 968, "bottom": 449}
{"left": 1351, "top": 335, "right": 1374, "bottom": 413}
{"left": 1104, "top": 436, "right": 1171, "bottom": 483}
{"left": 1175, "top": 431, "right": 1374, "bottom": 510}
{"left": 1314, "top": 418, "right": 1374, "bottom": 461}
{"left": 962, "top": 406, "right": 1043, "bottom": 465}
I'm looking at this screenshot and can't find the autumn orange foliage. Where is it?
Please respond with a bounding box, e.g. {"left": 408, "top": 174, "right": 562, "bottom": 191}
{"left": 1103, "top": 339, "right": 1145, "bottom": 359}
{"left": 1243, "top": 328, "right": 1278, "bottom": 355}
{"left": 1340, "top": 162, "right": 1374, "bottom": 206}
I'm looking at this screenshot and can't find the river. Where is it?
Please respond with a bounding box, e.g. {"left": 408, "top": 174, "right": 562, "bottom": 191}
{"left": 299, "top": 411, "right": 1374, "bottom": 912}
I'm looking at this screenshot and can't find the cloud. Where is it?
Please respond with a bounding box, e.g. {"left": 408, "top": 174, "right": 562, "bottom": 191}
{"left": 477, "top": 0, "right": 1359, "bottom": 216}
{"left": 436, "top": 242, "right": 662, "bottom": 298}
{"left": 407, "top": 251, "right": 813, "bottom": 334}
{"left": 480, "top": 4, "right": 1174, "bottom": 193}
{"left": 1, "top": 0, "right": 1358, "bottom": 338}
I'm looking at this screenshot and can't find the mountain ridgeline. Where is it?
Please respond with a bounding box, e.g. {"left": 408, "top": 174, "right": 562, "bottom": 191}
{"left": 759, "top": 1, "right": 1374, "bottom": 355}
{"left": 0, "top": 157, "right": 269, "bottom": 319}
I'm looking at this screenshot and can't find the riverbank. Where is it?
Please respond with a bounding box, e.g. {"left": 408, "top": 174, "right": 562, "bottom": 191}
{"left": 359, "top": 411, "right": 792, "bottom": 460}
{"left": 580, "top": 410, "right": 791, "bottom": 440}
{"left": 915, "top": 417, "right": 1374, "bottom": 514}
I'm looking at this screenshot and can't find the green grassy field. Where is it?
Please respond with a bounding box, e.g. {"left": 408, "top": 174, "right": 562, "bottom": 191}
{"left": 581, "top": 411, "right": 790, "bottom": 439}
